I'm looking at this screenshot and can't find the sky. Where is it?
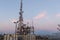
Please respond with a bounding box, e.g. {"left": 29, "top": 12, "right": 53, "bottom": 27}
{"left": 0, "top": 0, "right": 60, "bottom": 35}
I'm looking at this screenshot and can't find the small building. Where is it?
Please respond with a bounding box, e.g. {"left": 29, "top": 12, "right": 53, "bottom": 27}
{"left": 4, "top": 34, "right": 48, "bottom": 40}
{"left": 4, "top": 34, "right": 36, "bottom": 40}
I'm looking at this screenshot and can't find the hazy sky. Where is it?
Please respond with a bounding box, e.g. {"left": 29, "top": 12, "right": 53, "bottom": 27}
{"left": 0, "top": 0, "right": 60, "bottom": 34}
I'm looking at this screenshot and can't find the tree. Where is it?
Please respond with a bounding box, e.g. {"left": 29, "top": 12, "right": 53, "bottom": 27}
{"left": 57, "top": 24, "right": 60, "bottom": 31}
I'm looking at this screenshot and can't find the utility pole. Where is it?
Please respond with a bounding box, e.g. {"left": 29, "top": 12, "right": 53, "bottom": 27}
{"left": 14, "top": 21, "right": 18, "bottom": 40}
{"left": 32, "top": 20, "right": 34, "bottom": 34}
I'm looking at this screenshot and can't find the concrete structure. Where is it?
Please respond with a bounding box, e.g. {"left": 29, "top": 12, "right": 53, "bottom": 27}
{"left": 4, "top": 34, "right": 18, "bottom": 40}
{"left": 4, "top": 34, "right": 36, "bottom": 40}
{"left": 4, "top": 34, "right": 48, "bottom": 40}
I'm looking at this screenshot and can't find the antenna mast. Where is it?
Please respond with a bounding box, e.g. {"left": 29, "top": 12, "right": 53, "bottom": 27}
{"left": 19, "top": 0, "right": 23, "bottom": 23}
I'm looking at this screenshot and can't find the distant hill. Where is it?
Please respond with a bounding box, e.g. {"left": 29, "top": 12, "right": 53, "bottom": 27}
{"left": 47, "top": 32, "right": 60, "bottom": 40}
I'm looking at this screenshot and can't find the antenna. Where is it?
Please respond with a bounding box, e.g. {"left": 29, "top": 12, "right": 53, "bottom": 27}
{"left": 31, "top": 20, "right": 34, "bottom": 34}
{"left": 19, "top": 0, "right": 23, "bottom": 22}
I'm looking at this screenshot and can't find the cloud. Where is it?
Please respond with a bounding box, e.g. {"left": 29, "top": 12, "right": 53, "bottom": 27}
{"left": 34, "top": 11, "right": 47, "bottom": 20}
{"left": 56, "top": 13, "right": 60, "bottom": 17}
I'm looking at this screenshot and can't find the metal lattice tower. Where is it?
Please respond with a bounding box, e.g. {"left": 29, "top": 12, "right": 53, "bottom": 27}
{"left": 19, "top": 0, "right": 23, "bottom": 22}
{"left": 16, "top": 0, "right": 34, "bottom": 35}
{"left": 16, "top": 0, "right": 23, "bottom": 34}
